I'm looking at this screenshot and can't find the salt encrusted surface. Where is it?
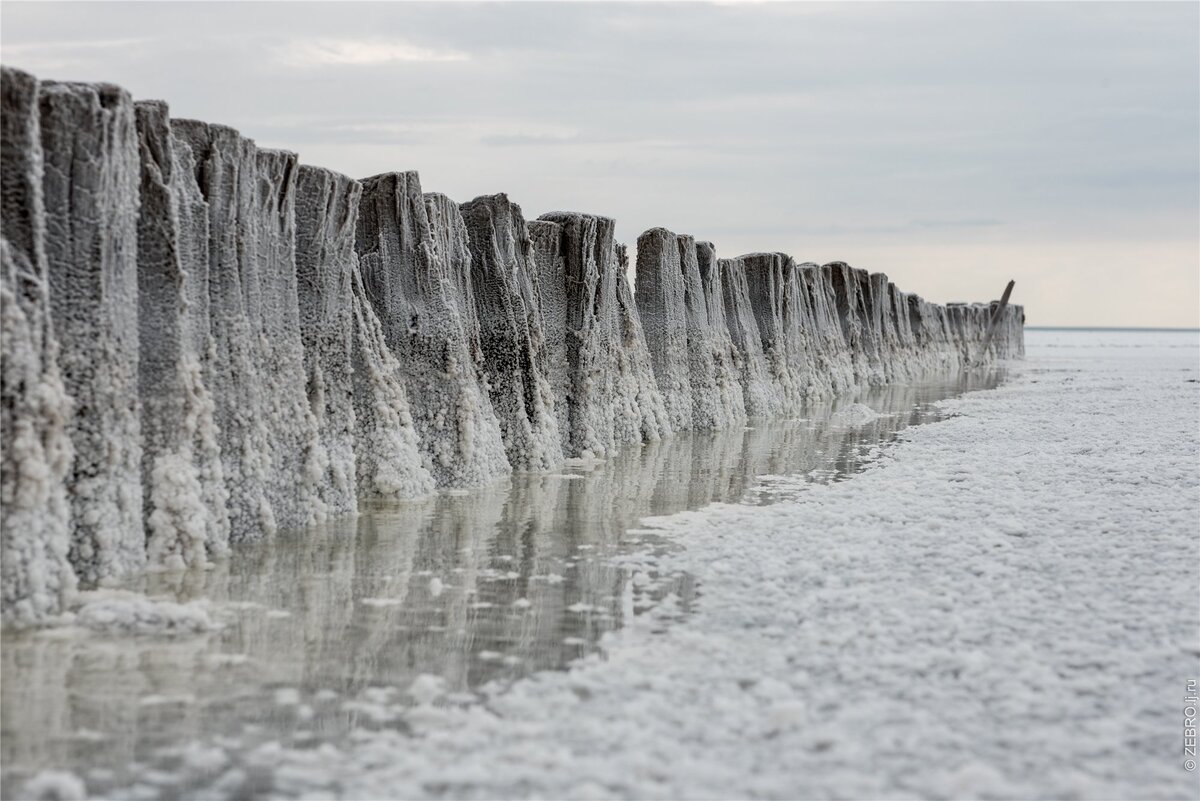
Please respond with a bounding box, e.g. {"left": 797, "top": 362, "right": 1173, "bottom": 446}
{"left": 873, "top": 274, "right": 904, "bottom": 382}
{"left": 253, "top": 148, "right": 325, "bottom": 528}
{"left": 694, "top": 242, "right": 747, "bottom": 427}
{"left": 526, "top": 220, "right": 571, "bottom": 445}
{"left": 892, "top": 284, "right": 955, "bottom": 378}
{"left": 535, "top": 211, "right": 620, "bottom": 457}
{"left": 134, "top": 100, "right": 230, "bottom": 571}
{"left": 150, "top": 128, "right": 323, "bottom": 539}
{"left": 355, "top": 173, "right": 509, "bottom": 488}
{"left": 635, "top": 229, "right": 748, "bottom": 431}
{"left": 613, "top": 242, "right": 672, "bottom": 445}
{"left": 0, "top": 66, "right": 76, "bottom": 625}
{"left": 887, "top": 282, "right": 915, "bottom": 371}
{"left": 800, "top": 264, "right": 855, "bottom": 396}
{"left": 946, "top": 304, "right": 971, "bottom": 365}
{"left": 294, "top": 166, "right": 360, "bottom": 518}
{"left": 142, "top": 331, "right": 1191, "bottom": 801}
{"left": 998, "top": 303, "right": 1026, "bottom": 358}
{"left": 170, "top": 120, "right": 276, "bottom": 542}
{"left": 720, "top": 255, "right": 785, "bottom": 418}
{"left": 634, "top": 228, "right": 692, "bottom": 431}
{"left": 738, "top": 252, "right": 809, "bottom": 407}
{"left": 348, "top": 261, "right": 435, "bottom": 500}
{"left": 780, "top": 256, "right": 826, "bottom": 397}
{"left": 167, "top": 122, "right": 231, "bottom": 555}
{"left": 859, "top": 272, "right": 888, "bottom": 381}
{"left": 347, "top": 171, "right": 438, "bottom": 498}
{"left": 537, "top": 212, "right": 670, "bottom": 457}
{"left": 907, "top": 293, "right": 957, "bottom": 371}
{"left": 39, "top": 79, "right": 145, "bottom": 584}
{"left": 826, "top": 261, "right": 883, "bottom": 385}
{"left": 855, "top": 268, "right": 888, "bottom": 382}
{"left": 951, "top": 301, "right": 1022, "bottom": 365}
{"left": 460, "top": 194, "right": 563, "bottom": 471}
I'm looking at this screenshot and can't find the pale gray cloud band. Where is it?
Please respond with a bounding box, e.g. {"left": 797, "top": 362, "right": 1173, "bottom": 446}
{"left": 2, "top": 1, "right": 1196, "bottom": 326}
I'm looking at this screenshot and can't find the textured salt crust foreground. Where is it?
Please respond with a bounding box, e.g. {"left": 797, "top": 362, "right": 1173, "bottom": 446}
{"left": 6, "top": 331, "right": 1192, "bottom": 801}
{"left": 0, "top": 371, "right": 1006, "bottom": 799}
{"left": 25, "top": 329, "right": 1181, "bottom": 801}
{"left": 1, "top": 64, "right": 1024, "bottom": 628}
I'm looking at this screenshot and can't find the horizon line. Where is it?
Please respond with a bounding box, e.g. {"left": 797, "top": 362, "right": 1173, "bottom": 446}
{"left": 1026, "top": 326, "right": 1200, "bottom": 332}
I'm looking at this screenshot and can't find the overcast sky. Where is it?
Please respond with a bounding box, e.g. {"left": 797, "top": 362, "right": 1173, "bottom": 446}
{"left": 3, "top": 1, "right": 1197, "bottom": 327}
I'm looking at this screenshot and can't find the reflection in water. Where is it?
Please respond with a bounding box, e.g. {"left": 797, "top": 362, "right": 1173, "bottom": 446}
{"left": 1, "top": 371, "right": 1002, "bottom": 798}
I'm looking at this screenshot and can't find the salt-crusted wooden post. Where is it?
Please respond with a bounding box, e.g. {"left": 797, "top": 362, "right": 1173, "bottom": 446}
{"left": 976, "top": 280, "right": 1015, "bottom": 364}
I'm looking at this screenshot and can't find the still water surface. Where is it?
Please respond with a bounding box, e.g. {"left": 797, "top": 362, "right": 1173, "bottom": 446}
{"left": 1, "top": 371, "right": 1003, "bottom": 798}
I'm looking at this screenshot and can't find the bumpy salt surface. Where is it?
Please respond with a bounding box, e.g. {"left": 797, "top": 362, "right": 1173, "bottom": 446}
{"left": 613, "top": 242, "right": 673, "bottom": 446}
{"left": 251, "top": 148, "right": 325, "bottom": 530}
{"left": 39, "top": 79, "right": 145, "bottom": 583}
{"left": 347, "top": 261, "right": 435, "bottom": 499}
{"left": 294, "top": 165, "right": 361, "bottom": 518}
{"left": 738, "top": 252, "right": 808, "bottom": 407}
{"left": 800, "top": 263, "right": 856, "bottom": 396}
{"left": 3, "top": 374, "right": 997, "bottom": 799}
{"left": 170, "top": 120, "right": 277, "bottom": 542}
{"left": 635, "top": 228, "right": 693, "bottom": 431}
{"left": 720, "top": 255, "right": 784, "bottom": 417}
{"left": 135, "top": 100, "right": 230, "bottom": 570}
{"left": 356, "top": 173, "right": 509, "bottom": 488}
{"left": 135, "top": 330, "right": 1195, "bottom": 800}
{"left": 536, "top": 212, "right": 671, "bottom": 457}
{"left": 693, "top": 242, "right": 747, "bottom": 428}
{"left": 829, "top": 402, "right": 882, "bottom": 426}
{"left": 0, "top": 66, "right": 76, "bottom": 626}
{"left": 460, "top": 193, "right": 563, "bottom": 470}
{"left": 526, "top": 220, "right": 572, "bottom": 448}
{"left": 72, "top": 589, "right": 218, "bottom": 635}
{"left": 827, "top": 261, "right": 882, "bottom": 385}
{"left": 636, "top": 230, "right": 752, "bottom": 432}
{"left": 20, "top": 771, "right": 84, "bottom": 801}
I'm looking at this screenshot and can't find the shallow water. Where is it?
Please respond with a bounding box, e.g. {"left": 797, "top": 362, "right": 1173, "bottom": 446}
{"left": 1, "top": 370, "right": 1003, "bottom": 798}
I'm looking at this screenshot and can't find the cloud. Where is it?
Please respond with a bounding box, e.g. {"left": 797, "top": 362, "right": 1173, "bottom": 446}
{"left": 0, "top": 1, "right": 1194, "bottom": 325}
{"left": 0, "top": 37, "right": 150, "bottom": 72}
{"left": 912, "top": 219, "right": 1005, "bottom": 230}
{"left": 272, "top": 38, "right": 469, "bottom": 68}
{"left": 480, "top": 131, "right": 580, "bottom": 147}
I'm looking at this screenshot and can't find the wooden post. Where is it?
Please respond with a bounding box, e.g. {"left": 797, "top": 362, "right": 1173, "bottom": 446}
{"left": 976, "top": 280, "right": 1015, "bottom": 364}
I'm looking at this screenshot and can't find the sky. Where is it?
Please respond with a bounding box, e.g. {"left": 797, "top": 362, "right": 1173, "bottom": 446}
{"left": 2, "top": 1, "right": 1197, "bottom": 327}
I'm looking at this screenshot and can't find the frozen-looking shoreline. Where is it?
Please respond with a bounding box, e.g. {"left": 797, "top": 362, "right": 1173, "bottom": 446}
{"left": 0, "top": 64, "right": 1024, "bottom": 627}
{"left": 128, "top": 330, "right": 1200, "bottom": 799}
{"left": 9, "top": 330, "right": 1194, "bottom": 801}
{"left": 0, "top": 370, "right": 1005, "bottom": 799}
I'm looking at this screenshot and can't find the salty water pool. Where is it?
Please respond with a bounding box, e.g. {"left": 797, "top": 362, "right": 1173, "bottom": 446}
{"left": 1, "top": 370, "right": 1003, "bottom": 799}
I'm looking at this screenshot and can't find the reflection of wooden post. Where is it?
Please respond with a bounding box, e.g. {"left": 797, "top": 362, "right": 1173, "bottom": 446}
{"left": 977, "top": 280, "right": 1015, "bottom": 363}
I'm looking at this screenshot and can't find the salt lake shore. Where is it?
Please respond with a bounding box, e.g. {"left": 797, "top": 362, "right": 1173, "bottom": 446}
{"left": 13, "top": 332, "right": 1192, "bottom": 801}
{"left": 148, "top": 331, "right": 1200, "bottom": 800}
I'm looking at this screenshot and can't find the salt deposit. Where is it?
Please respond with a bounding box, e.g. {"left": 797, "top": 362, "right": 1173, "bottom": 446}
{"left": 460, "top": 194, "right": 563, "bottom": 470}
{"left": 39, "top": 79, "right": 144, "bottom": 583}
{"left": 355, "top": 173, "right": 509, "bottom": 488}
{"left": 536, "top": 212, "right": 672, "bottom": 458}
{"left": 294, "top": 166, "right": 361, "bottom": 518}
{"left": 134, "top": 100, "right": 229, "bottom": 570}
{"left": 0, "top": 66, "right": 76, "bottom": 625}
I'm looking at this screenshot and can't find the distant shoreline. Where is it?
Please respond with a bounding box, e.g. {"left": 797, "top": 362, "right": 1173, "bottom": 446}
{"left": 1026, "top": 326, "right": 1200, "bottom": 333}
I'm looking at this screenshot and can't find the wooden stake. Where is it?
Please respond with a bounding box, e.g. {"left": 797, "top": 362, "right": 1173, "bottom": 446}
{"left": 976, "top": 280, "right": 1015, "bottom": 364}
